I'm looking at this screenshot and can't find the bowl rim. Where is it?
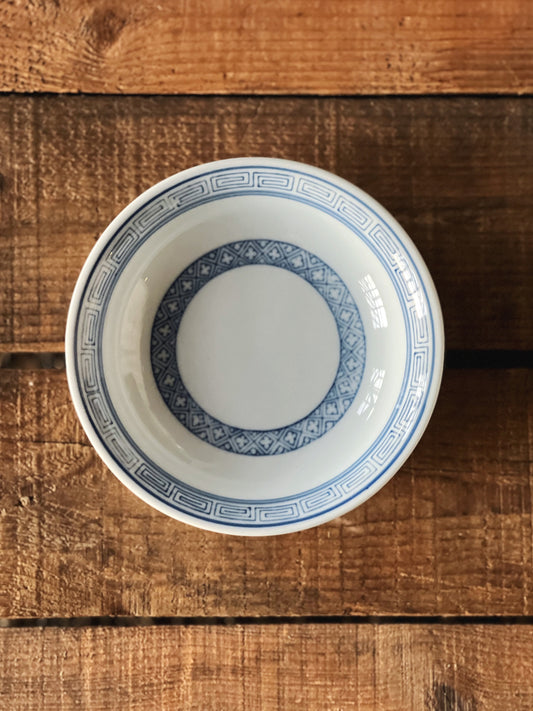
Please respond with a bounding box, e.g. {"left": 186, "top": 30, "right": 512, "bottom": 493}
{"left": 65, "top": 157, "right": 445, "bottom": 536}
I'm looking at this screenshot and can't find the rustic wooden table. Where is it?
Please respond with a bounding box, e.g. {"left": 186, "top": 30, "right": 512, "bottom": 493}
{"left": 1, "top": 1, "right": 532, "bottom": 709}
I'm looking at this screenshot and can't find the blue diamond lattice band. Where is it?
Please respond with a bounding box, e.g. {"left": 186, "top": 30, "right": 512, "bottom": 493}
{"left": 150, "top": 239, "right": 366, "bottom": 455}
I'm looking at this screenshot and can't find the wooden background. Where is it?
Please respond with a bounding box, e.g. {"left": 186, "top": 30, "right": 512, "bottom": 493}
{"left": 0, "top": 1, "right": 532, "bottom": 709}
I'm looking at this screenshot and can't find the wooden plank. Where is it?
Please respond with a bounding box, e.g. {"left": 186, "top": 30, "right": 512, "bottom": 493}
{"left": 1, "top": 1, "right": 532, "bottom": 95}
{"left": 0, "top": 96, "right": 532, "bottom": 352}
{"left": 1, "top": 624, "right": 532, "bottom": 710}
{"left": 0, "top": 368, "right": 531, "bottom": 618}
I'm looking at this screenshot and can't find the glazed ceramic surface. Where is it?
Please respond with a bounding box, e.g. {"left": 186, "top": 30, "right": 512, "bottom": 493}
{"left": 66, "top": 158, "right": 444, "bottom": 535}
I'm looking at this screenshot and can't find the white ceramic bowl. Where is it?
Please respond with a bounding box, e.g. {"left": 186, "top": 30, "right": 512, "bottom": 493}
{"left": 66, "top": 158, "right": 444, "bottom": 536}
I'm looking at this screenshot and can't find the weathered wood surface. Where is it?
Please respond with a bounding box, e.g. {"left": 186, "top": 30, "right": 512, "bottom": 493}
{"left": 1, "top": 623, "right": 532, "bottom": 710}
{"left": 0, "top": 95, "right": 532, "bottom": 352}
{"left": 1, "top": 0, "right": 532, "bottom": 95}
{"left": 0, "top": 368, "right": 530, "bottom": 618}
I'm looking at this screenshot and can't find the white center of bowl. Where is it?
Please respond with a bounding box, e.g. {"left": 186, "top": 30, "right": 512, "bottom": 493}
{"left": 176, "top": 264, "right": 340, "bottom": 430}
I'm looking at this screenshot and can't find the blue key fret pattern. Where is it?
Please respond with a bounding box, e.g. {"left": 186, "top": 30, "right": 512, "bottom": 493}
{"left": 74, "top": 164, "right": 435, "bottom": 528}
{"left": 150, "top": 239, "right": 365, "bottom": 455}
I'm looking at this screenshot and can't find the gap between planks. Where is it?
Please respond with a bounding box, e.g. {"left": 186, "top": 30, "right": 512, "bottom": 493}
{"left": 3, "top": 615, "right": 533, "bottom": 629}
{"left": 1, "top": 352, "right": 532, "bottom": 370}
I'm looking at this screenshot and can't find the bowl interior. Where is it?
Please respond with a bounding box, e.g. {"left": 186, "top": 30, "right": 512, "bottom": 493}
{"left": 102, "top": 194, "right": 407, "bottom": 500}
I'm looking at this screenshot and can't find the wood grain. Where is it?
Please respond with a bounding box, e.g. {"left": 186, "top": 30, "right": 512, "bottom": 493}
{"left": 0, "top": 368, "right": 531, "bottom": 618}
{"left": 1, "top": 623, "right": 532, "bottom": 710}
{"left": 1, "top": 0, "right": 532, "bottom": 95}
{"left": 0, "top": 95, "right": 532, "bottom": 352}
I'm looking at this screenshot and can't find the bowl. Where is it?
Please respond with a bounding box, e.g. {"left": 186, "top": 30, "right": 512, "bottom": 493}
{"left": 66, "top": 158, "right": 444, "bottom": 536}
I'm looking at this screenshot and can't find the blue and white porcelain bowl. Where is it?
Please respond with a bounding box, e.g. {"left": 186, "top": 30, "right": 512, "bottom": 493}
{"left": 66, "top": 158, "right": 444, "bottom": 536}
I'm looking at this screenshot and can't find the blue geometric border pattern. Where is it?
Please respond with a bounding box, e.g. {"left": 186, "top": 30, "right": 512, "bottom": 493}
{"left": 75, "top": 164, "right": 434, "bottom": 528}
{"left": 150, "top": 239, "right": 366, "bottom": 455}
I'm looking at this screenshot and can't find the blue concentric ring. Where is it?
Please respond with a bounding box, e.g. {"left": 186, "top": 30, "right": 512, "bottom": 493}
{"left": 150, "top": 239, "right": 366, "bottom": 455}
